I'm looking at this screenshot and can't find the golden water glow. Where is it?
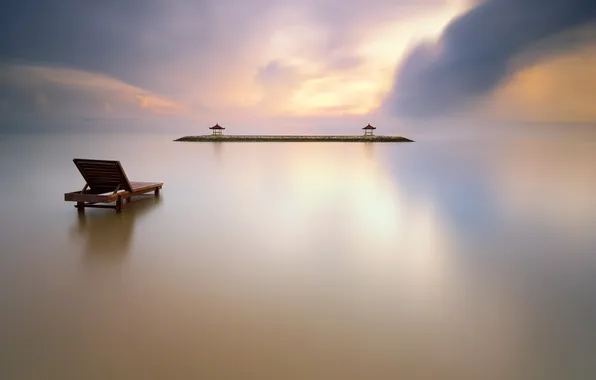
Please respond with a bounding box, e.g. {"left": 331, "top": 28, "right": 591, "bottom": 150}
{"left": 263, "top": 144, "right": 456, "bottom": 300}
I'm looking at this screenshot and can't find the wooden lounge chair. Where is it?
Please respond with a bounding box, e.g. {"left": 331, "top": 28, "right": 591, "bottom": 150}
{"left": 64, "top": 159, "right": 163, "bottom": 212}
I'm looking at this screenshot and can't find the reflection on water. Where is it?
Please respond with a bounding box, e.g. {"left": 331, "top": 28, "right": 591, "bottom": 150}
{"left": 71, "top": 195, "right": 163, "bottom": 262}
{"left": 0, "top": 133, "right": 595, "bottom": 379}
{"left": 363, "top": 141, "right": 375, "bottom": 161}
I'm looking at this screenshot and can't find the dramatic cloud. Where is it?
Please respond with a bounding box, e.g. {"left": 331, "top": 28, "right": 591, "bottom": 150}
{"left": 0, "top": 64, "right": 183, "bottom": 132}
{"left": 1, "top": 0, "right": 461, "bottom": 130}
{"left": 387, "top": 0, "right": 596, "bottom": 117}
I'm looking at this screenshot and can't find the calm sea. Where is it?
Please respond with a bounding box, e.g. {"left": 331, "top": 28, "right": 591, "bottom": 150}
{"left": 1, "top": 132, "right": 595, "bottom": 379}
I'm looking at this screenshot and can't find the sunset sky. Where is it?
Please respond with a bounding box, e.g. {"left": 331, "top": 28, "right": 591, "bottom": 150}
{"left": 1, "top": 0, "right": 595, "bottom": 132}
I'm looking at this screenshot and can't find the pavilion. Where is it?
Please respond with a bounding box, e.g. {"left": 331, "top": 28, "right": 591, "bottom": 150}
{"left": 362, "top": 124, "right": 376, "bottom": 136}
{"left": 209, "top": 123, "right": 225, "bottom": 136}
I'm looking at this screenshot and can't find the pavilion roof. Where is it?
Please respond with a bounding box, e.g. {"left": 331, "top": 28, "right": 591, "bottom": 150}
{"left": 362, "top": 124, "right": 376, "bottom": 130}
{"left": 209, "top": 124, "right": 225, "bottom": 130}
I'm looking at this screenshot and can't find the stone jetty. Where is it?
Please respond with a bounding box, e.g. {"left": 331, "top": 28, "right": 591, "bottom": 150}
{"left": 175, "top": 135, "right": 414, "bottom": 143}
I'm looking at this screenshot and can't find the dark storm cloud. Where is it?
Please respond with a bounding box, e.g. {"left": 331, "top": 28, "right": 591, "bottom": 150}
{"left": 387, "top": 0, "right": 596, "bottom": 117}
{"left": 0, "top": 0, "right": 218, "bottom": 90}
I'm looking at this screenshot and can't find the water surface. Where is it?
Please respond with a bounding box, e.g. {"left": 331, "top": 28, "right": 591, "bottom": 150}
{"left": 1, "top": 133, "right": 595, "bottom": 379}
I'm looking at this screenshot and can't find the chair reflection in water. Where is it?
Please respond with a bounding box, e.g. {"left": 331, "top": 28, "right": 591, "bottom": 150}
{"left": 72, "top": 195, "right": 162, "bottom": 259}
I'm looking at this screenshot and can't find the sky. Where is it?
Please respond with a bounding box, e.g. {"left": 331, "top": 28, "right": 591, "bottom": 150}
{"left": 1, "top": 0, "right": 595, "bottom": 133}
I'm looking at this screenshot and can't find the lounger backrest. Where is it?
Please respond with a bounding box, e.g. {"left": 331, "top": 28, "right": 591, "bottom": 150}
{"left": 73, "top": 159, "right": 133, "bottom": 194}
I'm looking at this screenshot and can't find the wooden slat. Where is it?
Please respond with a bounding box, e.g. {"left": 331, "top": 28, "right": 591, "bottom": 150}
{"left": 85, "top": 179, "right": 121, "bottom": 184}
{"left": 90, "top": 188, "right": 121, "bottom": 193}
{"left": 85, "top": 177, "right": 121, "bottom": 181}
{"left": 76, "top": 204, "right": 117, "bottom": 210}
{"left": 84, "top": 176, "right": 122, "bottom": 181}
{"left": 87, "top": 181, "right": 122, "bottom": 186}
{"left": 65, "top": 191, "right": 110, "bottom": 203}
{"left": 83, "top": 174, "right": 122, "bottom": 178}
{"left": 79, "top": 169, "right": 121, "bottom": 176}
{"left": 79, "top": 170, "right": 120, "bottom": 176}
{"left": 82, "top": 168, "right": 120, "bottom": 171}
{"left": 131, "top": 182, "right": 163, "bottom": 192}
{"left": 81, "top": 172, "right": 122, "bottom": 178}
{"left": 73, "top": 158, "right": 133, "bottom": 193}
{"left": 84, "top": 176, "right": 121, "bottom": 180}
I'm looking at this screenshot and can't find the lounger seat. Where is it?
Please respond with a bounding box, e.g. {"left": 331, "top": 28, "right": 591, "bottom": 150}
{"left": 64, "top": 159, "right": 163, "bottom": 212}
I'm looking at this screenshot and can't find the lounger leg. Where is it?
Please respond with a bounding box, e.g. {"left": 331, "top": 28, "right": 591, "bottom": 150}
{"left": 76, "top": 202, "right": 85, "bottom": 213}
{"left": 155, "top": 187, "right": 160, "bottom": 196}
{"left": 116, "top": 197, "right": 123, "bottom": 213}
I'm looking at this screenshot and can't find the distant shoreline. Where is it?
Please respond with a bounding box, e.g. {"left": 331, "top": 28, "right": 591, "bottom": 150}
{"left": 175, "top": 135, "right": 414, "bottom": 142}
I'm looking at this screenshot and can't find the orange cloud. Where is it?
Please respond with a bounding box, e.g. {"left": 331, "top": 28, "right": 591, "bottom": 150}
{"left": 491, "top": 47, "right": 596, "bottom": 123}
{"left": 136, "top": 94, "right": 183, "bottom": 114}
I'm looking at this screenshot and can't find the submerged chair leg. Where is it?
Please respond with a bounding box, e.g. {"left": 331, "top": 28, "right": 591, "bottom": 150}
{"left": 116, "top": 197, "right": 123, "bottom": 213}
{"left": 76, "top": 202, "right": 85, "bottom": 213}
